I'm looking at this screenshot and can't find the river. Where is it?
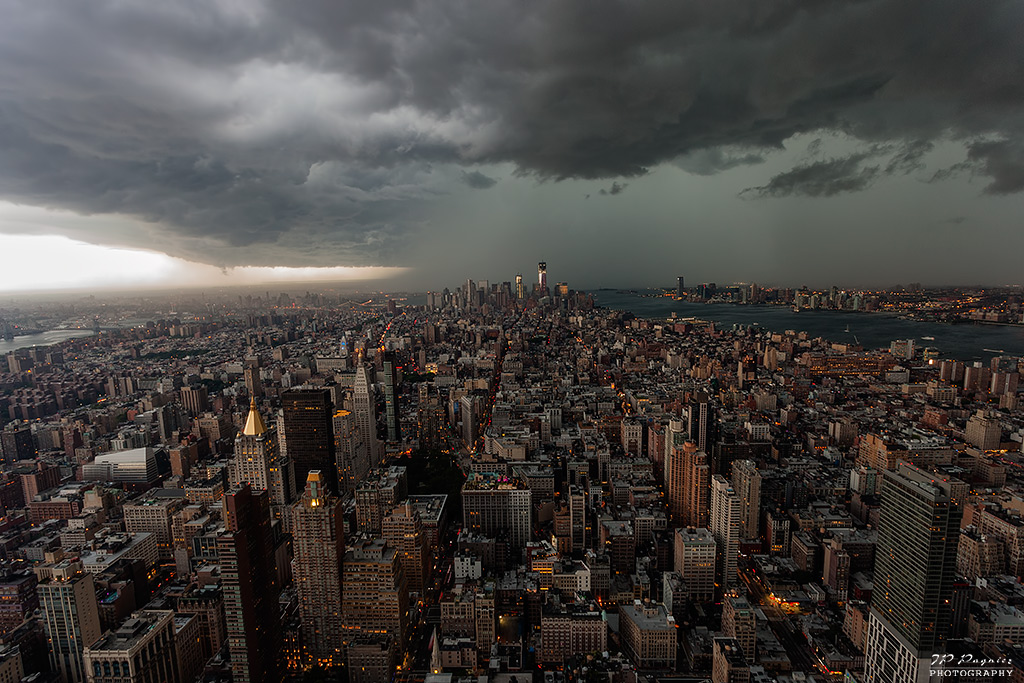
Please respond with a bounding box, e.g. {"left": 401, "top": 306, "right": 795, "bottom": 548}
{"left": 0, "top": 330, "right": 96, "bottom": 355}
{"left": 591, "top": 290, "right": 1024, "bottom": 363}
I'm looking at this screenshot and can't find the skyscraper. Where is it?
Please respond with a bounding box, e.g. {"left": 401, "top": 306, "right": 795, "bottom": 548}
{"left": 731, "top": 459, "right": 761, "bottom": 541}
{"left": 676, "top": 276, "right": 685, "bottom": 297}
{"left": 383, "top": 353, "right": 401, "bottom": 443}
{"left": 684, "top": 391, "right": 714, "bottom": 454}
{"left": 233, "top": 399, "right": 293, "bottom": 520}
{"left": 538, "top": 261, "right": 547, "bottom": 293}
{"left": 38, "top": 563, "right": 102, "bottom": 683}
{"left": 864, "top": 464, "right": 966, "bottom": 683}
{"left": 353, "top": 362, "right": 381, "bottom": 468}
{"left": 334, "top": 409, "right": 369, "bottom": 493}
{"left": 292, "top": 471, "right": 345, "bottom": 667}
{"left": 710, "top": 475, "right": 741, "bottom": 592}
{"left": 281, "top": 388, "right": 337, "bottom": 494}
{"left": 219, "top": 485, "right": 282, "bottom": 683}
{"left": 666, "top": 433, "right": 709, "bottom": 528}
{"left": 515, "top": 273, "right": 525, "bottom": 299}
{"left": 382, "top": 502, "right": 431, "bottom": 593}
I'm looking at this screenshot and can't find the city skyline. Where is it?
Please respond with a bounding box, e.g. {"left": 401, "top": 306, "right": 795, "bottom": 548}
{"left": 2, "top": 1, "right": 1024, "bottom": 292}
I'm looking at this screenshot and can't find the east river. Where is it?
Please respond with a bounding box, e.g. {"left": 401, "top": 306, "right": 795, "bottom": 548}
{"left": 592, "top": 290, "right": 1024, "bottom": 363}
{"left": 0, "top": 330, "right": 96, "bottom": 355}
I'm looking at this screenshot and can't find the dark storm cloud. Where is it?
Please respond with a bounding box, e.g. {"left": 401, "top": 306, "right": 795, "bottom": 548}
{"left": 598, "top": 182, "right": 628, "bottom": 196}
{"left": 742, "top": 139, "right": 935, "bottom": 198}
{"left": 743, "top": 153, "right": 881, "bottom": 198}
{"left": 0, "top": 0, "right": 1022, "bottom": 266}
{"left": 459, "top": 171, "right": 498, "bottom": 190}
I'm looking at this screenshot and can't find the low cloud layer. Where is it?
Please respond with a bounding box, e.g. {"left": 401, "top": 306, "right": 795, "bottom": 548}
{"left": 0, "top": 0, "right": 1022, "bottom": 269}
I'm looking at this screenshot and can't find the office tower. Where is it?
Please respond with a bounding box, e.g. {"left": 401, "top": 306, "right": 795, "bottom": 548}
{"left": 353, "top": 362, "right": 381, "bottom": 468}
{"left": 281, "top": 388, "right": 337, "bottom": 494}
{"left": 233, "top": 399, "right": 293, "bottom": 519}
{"left": 342, "top": 538, "right": 409, "bottom": 646}
{"left": 219, "top": 485, "right": 282, "bottom": 683}
{"left": 538, "top": 261, "right": 547, "bottom": 292}
{"left": 38, "top": 563, "right": 102, "bottom": 683}
{"left": 685, "top": 391, "right": 714, "bottom": 453}
{"left": 676, "top": 276, "right": 685, "bottom": 297}
{"left": 383, "top": 353, "right": 401, "bottom": 443}
{"left": 674, "top": 527, "right": 716, "bottom": 603}
{"left": 765, "top": 509, "right": 791, "bottom": 555}
{"left": 292, "top": 472, "right": 345, "bottom": 667}
{"left": 334, "top": 409, "right": 369, "bottom": 493}
{"left": 416, "top": 394, "right": 445, "bottom": 453}
{"left": 515, "top": 273, "right": 525, "bottom": 300}
{"left": 730, "top": 459, "right": 761, "bottom": 541}
{"left": 710, "top": 475, "right": 741, "bottom": 592}
{"left": 180, "top": 385, "right": 209, "bottom": 416}
{"left": 462, "top": 473, "right": 532, "bottom": 548}
{"left": 722, "top": 596, "right": 756, "bottom": 660}
{"left": 460, "top": 393, "right": 480, "bottom": 448}
{"left": 666, "top": 436, "right": 709, "bottom": 528}
{"left": 382, "top": 502, "right": 431, "bottom": 592}
{"left": 82, "top": 610, "right": 179, "bottom": 683}
{"left": 864, "top": 464, "right": 966, "bottom": 683}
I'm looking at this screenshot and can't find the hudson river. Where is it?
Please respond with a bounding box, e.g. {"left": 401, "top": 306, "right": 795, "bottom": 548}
{"left": 592, "top": 290, "right": 1024, "bottom": 363}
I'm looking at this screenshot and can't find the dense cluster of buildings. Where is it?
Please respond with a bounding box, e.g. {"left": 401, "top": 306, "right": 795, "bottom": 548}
{"left": 0, "top": 266, "right": 1022, "bottom": 682}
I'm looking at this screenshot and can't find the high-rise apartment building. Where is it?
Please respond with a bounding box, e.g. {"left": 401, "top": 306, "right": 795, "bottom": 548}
{"left": 342, "top": 538, "right": 409, "bottom": 646}
{"left": 864, "top": 464, "right": 966, "bottom": 683}
{"left": 281, "top": 388, "right": 337, "bottom": 494}
{"left": 673, "top": 527, "right": 716, "bottom": 603}
{"left": 38, "top": 563, "right": 102, "bottom": 683}
{"left": 710, "top": 475, "right": 740, "bottom": 592}
{"left": 218, "top": 485, "right": 282, "bottom": 683}
{"left": 666, "top": 436, "right": 709, "bottom": 528}
{"left": 292, "top": 471, "right": 345, "bottom": 667}
{"left": 722, "top": 596, "right": 756, "bottom": 661}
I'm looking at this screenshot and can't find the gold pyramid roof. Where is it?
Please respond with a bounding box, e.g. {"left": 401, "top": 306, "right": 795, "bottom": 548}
{"left": 241, "top": 398, "right": 267, "bottom": 436}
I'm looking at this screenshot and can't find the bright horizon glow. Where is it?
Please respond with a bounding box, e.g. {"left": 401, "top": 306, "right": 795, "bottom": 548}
{"left": 0, "top": 234, "right": 406, "bottom": 292}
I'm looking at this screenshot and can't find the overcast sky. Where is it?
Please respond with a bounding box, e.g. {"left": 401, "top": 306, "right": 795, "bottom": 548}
{"left": 1, "top": 0, "right": 1023, "bottom": 292}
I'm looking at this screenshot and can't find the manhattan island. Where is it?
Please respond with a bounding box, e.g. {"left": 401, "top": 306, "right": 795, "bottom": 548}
{"left": 0, "top": 267, "right": 1021, "bottom": 683}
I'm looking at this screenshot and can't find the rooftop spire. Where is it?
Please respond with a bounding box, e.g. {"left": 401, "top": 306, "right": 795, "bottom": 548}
{"left": 241, "top": 397, "right": 267, "bottom": 436}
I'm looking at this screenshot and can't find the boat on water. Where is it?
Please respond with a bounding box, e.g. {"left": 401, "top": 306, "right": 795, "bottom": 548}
{"left": 921, "top": 336, "right": 935, "bottom": 341}
{"left": 983, "top": 348, "right": 1006, "bottom": 353}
